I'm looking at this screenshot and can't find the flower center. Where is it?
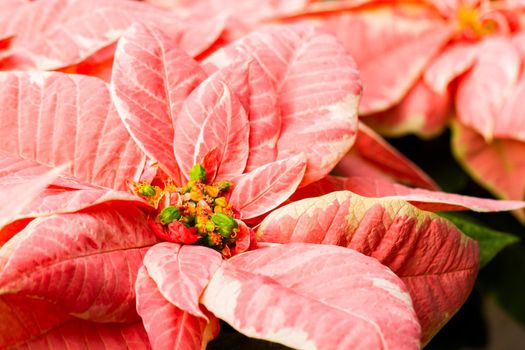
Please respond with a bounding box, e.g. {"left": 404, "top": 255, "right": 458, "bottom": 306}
{"left": 132, "top": 164, "right": 239, "bottom": 252}
{"left": 456, "top": 5, "right": 497, "bottom": 40}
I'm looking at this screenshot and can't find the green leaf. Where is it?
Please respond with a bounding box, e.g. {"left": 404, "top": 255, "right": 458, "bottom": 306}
{"left": 439, "top": 212, "right": 519, "bottom": 268}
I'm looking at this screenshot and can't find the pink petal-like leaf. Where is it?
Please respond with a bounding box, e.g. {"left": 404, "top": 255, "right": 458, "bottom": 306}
{"left": 257, "top": 192, "right": 479, "bottom": 343}
{"left": 0, "top": 155, "right": 150, "bottom": 245}
{"left": 336, "top": 123, "right": 438, "bottom": 189}
{"left": 364, "top": 79, "right": 450, "bottom": 138}
{"left": 19, "top": 320, "right": 151, "bottom": 350}
{"left": 59, "top": 42, "right": 118, "bottom": 82}
{"left": 334, "top": 151, "right": 399, "bottom": 184}
{"left": 0, "top": 187, "right": 150, "bottom": 246}
{"left": 452, "top": 121, "right": 525, "bottom": 221}
{"left": 200, "top": 147, "right": 220, "bottom": 183}
{"left": 0, "top": 0, "right": 184, "bottom": 71}
{"left": 424, "top": 42, "right": 480, "bottom": 93}
{"left": 0, "top": 294, "right": 150, "bottom": 349}
{"left": 497, "top": 72, "right": 525, "bottom": 142}
{"left": 0, "top": 155, "right": 101, "bottom": 191}
{"left": 142, "top": 243, "right": 223, "bottom": 319}
{"left": 294, "top": 175, "right": 525, "bottom": 212}
{"left": 174, "top": 76, "right": 250, "bottom": 179}
{"left": 230, "top": 219, "right": 256, "bottom": 256}
{"left": 456, "top": 36, "right": 521, "bottom": 141}
{"left": 0, "top": 294, "right": 71, "bottom": 348}
{"left": 0, "top": 162, "right": 65, "bottom": 229}
{"left": 207, "top": 59, "right": 281, "bottom": 171}
{"left": 135, "top": 266, "right": 219, "bottom": 350}
{"left": 0, "top": 71, "right": 145, "bottom": 191}
{"left": 111, "top": 23, "right": 207, "bottom": 180}
{"left": 202, "top": 243, "right": 421, "bottom": 349}
{"left": 0, "top": 204, "right": 158, "bottom": 322}
{"left": 56, "top": 14, "right": 224, "bottom": 81}
{"left": 207, "top": 24, "right": 361, "bottom": 185}
{"left": 230, "top": 154, "right": 307, "bottom": 219}
{"left": 302, "top": 3, "right": 452, "bottom": 114}
{"left": 15, "top": 187, "right": 146, "bottom": 221}
{"left": 0, "top": 0, "right": 25, "bottom": 45}
{"left": 176, "top": 15, "right": 227, "bottom": 59}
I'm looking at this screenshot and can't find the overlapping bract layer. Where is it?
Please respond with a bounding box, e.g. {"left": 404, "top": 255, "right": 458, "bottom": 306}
{"left": 137, "top": 242, "right": 421, "bottom": 350}
{"left": 257, "top": 191, "right": 480, "bottom": 344}
{"left": 0, "top": 21, "right": 420, "bottom": 349}
{"left": 0, "top": 0, "right": 225, "bottom": 78}
{"left": 111, "top": 23, "right": 361, "bottom": 190}
{"left": 1, "top": 3, "right": 520, "bottom": 348}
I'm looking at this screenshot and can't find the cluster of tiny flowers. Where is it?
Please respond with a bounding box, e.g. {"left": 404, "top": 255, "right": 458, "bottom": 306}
{"left": 456, "top": 4, "right": 498, "bottom": 40}
{"left": 132, "top": 164, "right": 239, "bottom": 251}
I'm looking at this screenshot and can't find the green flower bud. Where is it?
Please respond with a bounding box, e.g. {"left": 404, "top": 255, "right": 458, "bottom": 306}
{"left": 211, "top": 213, "right": 237, "bottom": 237}
{"left": 218, "top": 181, "right": 231, "bottom": 192}
{"left": 205, "top": 221, "right": 215, "bottom": 232}
{"left": 189, "top": 164, "right": 207, "bottom": 182}
{"left": 158, "top": 206, "right": 181, "bottom": 225}
{"left": 217, "top": 227, "right": 230, "bottom": 238}
{"left": 138, "top": 184, "right": 156, "bottom": 197}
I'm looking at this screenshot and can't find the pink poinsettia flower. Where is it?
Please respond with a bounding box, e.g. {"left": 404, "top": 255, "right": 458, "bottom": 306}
{"left": 194, "top": 0, "right": 524, "bottom": 141}
{"left": 0, "top": 0, "right": 225, "bottom": 80}
{"left": 1, "top": 23, "right": 435, "bottom": 349}
{"left": 262, "top": 0, "right": 525, "bottom": 215}
{"left": 451, "top": 120, "right": 525, "bottom": 221}
{"left": 133, "top": 1, "right": 434, "bottom": 194}
{"left": 7, "top": 21, "right": 525, "bottom": 349}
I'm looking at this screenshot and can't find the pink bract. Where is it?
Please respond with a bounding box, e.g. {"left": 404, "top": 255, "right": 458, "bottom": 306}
{"left": 294, "top": 175, "right": 525, "bottom": 213}
{"left": 336, "top": 123, "right": 439, "bottom": 189}
{"left": 257, "top": 191, "right": 480, "bottom": 344}
{"left": 0, "top": 0, "right": 225, "bottom": 79}
{"left": 452, "top": 120, "right": 525, "bottom": 221}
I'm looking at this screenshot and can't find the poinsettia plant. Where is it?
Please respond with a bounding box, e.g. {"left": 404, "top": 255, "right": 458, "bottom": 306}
{"left": 0, "top": 10, "right": 524, "bottom": 350}
{"left": 0, "top": 21, "right": 460, "bottom": 349}
{"left": 0, "top": 23, "right": 414, "bottom": 348}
